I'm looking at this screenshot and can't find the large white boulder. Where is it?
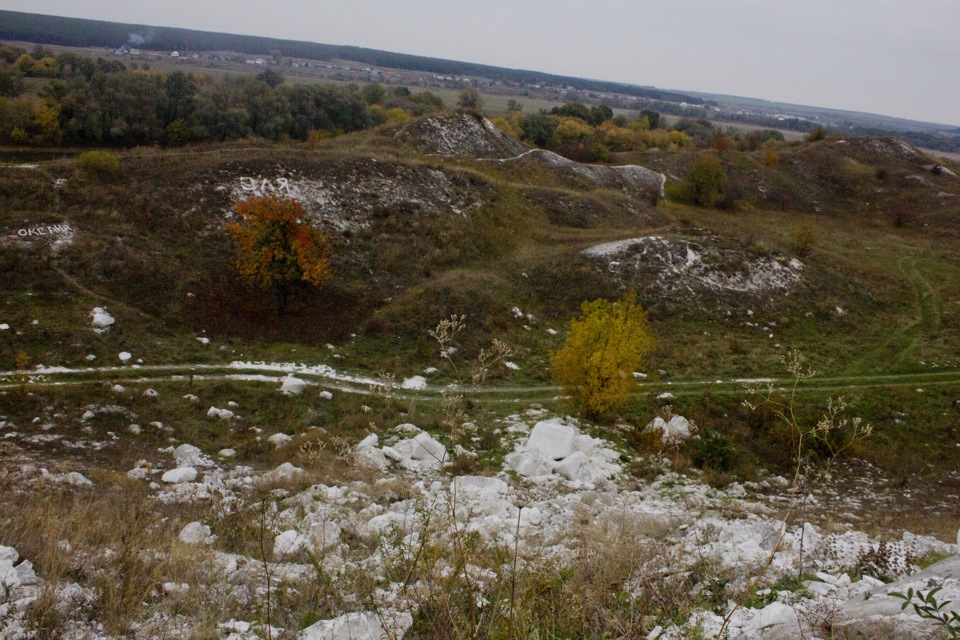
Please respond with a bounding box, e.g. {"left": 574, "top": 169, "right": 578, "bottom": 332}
{"left": 831, "top": 554, "right": 960, "bottom": 640}
{"left": 663, "top": 415, "right": 692, "bottom": 443}
{"left": 281, "top": 376, "right": 308, "bottom": 395}
{"left": 355, "top": 446, "right": 388, "bottom": 471}
{"left": 450, "top": 475, "right": 508, "bottom": 499}
{"left": 525, "top": 419, "right": 578, "bottom": 459}
{"left": 261, "top": 462, "right": 305, "bottom": 485}
{"left": 572, "top": 434, "right": 597, "bottom": 456}
{"left": 451, "top": 476, "right": 512, "bottom": 519}
{"left": 300, "top": 610, "right": 413, "bottom": 640}
{"left": 207, "top": 406, "right": 235, "bottom": 420}
{"left": 646, "top": 415, "right": 693, "bottom": 444}
{"left": 179, "top": 522, "right": 214, "bottom": 545}
{"left": 90, "top": 307, "right": 115, "bottom": 330}
{"left": 173, "top": 444, "right": 209, "bottom": 468}
{"left": 162, "top": 467, "right": 197, "bottom": 484}
{"left": 411, "top": 432, "right": 447, "bottom": 464}
{"left": 274, "top": 530, "right": 306, "bottom": 557}
{"left": 553, "top": 451, "right": 588, "bottom": 481}
{"left": 505, "top": 448, "right": 553, "bottom": 477}
{"left": 401, "top": 376, "right": 427, "bottom": 390}
{"left": 303, "top": 517, "right": 341, "bottom": 552}
{"left": 268, "top": 433, "right": 293, "bottom": 448}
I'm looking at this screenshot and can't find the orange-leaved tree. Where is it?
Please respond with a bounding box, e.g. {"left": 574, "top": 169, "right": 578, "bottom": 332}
{"left": 226, "top": 196, "right": 331, "bottom": 314}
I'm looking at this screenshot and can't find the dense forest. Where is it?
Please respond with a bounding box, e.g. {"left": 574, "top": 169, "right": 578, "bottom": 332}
{"left": 0, "top": 10, "right": 706, "bottom": 105}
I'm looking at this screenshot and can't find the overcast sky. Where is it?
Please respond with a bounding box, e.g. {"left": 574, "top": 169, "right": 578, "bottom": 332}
{"left": 3, "top": 0, "right": 958, "bottom": 126}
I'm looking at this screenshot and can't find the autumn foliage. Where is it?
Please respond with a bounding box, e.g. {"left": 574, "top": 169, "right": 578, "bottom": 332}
{"left": 226, "top": 196, "right": 331, "bottom": 314}
{"left": 551, "top": 291, "right": 655, "bottom": 419}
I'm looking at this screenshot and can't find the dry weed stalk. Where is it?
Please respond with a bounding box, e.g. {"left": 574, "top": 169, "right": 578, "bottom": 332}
{"left": 716, "top": 350, "right": 874, "bottom": 639}
{"left": 257, "top": 498, "right": 274, "bottom": 640}
{"left": 428, "top": 315, "right": 513, "bottom": 445}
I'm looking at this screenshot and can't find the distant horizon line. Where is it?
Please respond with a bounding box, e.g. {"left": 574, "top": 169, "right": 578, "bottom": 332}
{"left": 2, "top": 8, "right": 958, "bottom": 130}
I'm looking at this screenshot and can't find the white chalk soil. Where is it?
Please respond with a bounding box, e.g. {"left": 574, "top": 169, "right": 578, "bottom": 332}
{"left": 1, "top": 404, "right": 957, "bottom": 640}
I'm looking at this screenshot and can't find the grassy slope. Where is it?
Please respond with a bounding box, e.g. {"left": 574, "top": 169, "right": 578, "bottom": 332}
{"left": 2, "top": 125, "right": 960, "bottom": 486}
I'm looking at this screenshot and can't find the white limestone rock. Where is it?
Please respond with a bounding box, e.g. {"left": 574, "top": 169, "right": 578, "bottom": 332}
{"left": 300, "top": 610, "right": 413, "bottom": 640}
{"left": 505, "top": 448, "right": 553, "bottom": 477}
{"left": 411, "top": 432, "right": 447, "bottom": 464}
{"left": 382, "top": 446, "right": 404, "bottom": 463}
{"left": 663, "top": 415, "right": 692, "bottom": 443}
{"left": 303, "top": 516, "right": 341, "bottom": 552}
{"left": 179, "top": 522, "right": 215, "bottom": 545}
{"left": 268, "top": 433, "right": 293, "bottom": 448}
{"left": 553, "top": 451, "right": 588, "bottom": 481}
{"left": 830, "top": 555, "right": 960, "bottom": 640}
{"left": 261, "top": 462, "right": 305, "bottom": 485}
{"left": 646, "top": 415, "right": 693, "bottom": 444}
{"left": 401, "top": 376, "right": 427, "bottom": 390}
{"left": 174, "top": 444, "right": 212, "bottom": 468}
{"left": 355, "top": 446, "right": 388, "bottom": 471}
{"left": 572, "top": 434, "right": 597, "bottom": 456}
{"left": 207, "top": 406, "right": 235, "bottom": 420}
{"left": 90, "top": 307, "right": 115, "bottom": 330}
{"left": 525, "top": 419, "right": 578, "bottom": 459}
{"left": 281, "top": 376, "right": 307, "bottom": 395}
{"left": 162, "top": 467, "right": 197, "bottom": 484}
{"left": 274, "top": 530, "right": 306, "bottom": 557}
{"left": 357, "top": 434, "right": 379, "bottom": 449}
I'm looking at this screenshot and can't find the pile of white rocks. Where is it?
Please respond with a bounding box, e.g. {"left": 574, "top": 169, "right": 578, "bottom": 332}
{"left": 353, "top": 425, "right": 448, "bottom": 473}
{"left": 504, "top": 417, "right": 621, "bottom": 483}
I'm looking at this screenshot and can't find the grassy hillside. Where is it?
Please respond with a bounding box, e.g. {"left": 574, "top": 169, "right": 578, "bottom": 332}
{"left": 2, "top": 115, "right": 960, "bottom": 485}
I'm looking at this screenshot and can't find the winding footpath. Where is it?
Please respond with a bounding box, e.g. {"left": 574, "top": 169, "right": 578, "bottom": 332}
{"left": 3, "top": 359, "right": 960, "bottom": 401}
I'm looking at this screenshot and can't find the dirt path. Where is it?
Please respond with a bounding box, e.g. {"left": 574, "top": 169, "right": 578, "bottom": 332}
{"left": 892, "top": 256, "right": 942, "bottom": 369}
{"left": 3, "top": 360, "right": 960, "bottom": 401}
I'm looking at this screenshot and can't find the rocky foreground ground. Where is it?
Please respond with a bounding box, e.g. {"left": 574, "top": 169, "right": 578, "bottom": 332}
{"left": 1, "top": 391, "right": 958, "bottom": 639}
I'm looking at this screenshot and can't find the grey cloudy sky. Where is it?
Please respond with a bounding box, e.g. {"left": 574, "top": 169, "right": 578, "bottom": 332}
{"left": 3, "top": 0, "right": 958, "bottom": 126}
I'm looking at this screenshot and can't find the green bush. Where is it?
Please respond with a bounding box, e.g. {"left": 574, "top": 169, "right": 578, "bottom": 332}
{"left": 669, "top": 152, "right": 730, "bottom": 208}
{"left": 75, "top": 150, "right": 121, "bottom": 180}
{"left": 692, "top": 430, "right": 737, "bottom": 472}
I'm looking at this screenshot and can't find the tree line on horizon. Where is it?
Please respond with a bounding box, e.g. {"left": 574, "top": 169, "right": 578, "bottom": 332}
{"left": 0, "top": 9, "right": 707, "bottom": 106}
{"left": 0, "top": 45, "right": 443, "bottom": 146}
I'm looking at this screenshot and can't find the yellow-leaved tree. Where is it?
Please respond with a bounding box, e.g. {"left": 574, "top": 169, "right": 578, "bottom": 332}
{"left": 551, "top": 291, "right": 655, "bottom": 419}
{"left": 226, "top": 196, "right": 331, "bottom": 314}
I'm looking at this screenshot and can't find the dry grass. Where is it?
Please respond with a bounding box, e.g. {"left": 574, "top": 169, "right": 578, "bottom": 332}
{"left": 0, "top": 477, "right": 232, "bottom": 636}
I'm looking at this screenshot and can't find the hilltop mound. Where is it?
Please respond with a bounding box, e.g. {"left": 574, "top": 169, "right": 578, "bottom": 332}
{"left": 497, "top": 149, "right": 665, "bottom": 202}
{"left": 581, "top": 234, "right": 804, "bottom": 308}
{"left": 393, "top": 111, "right": 528, "bottom": 158}
{"left": 211, "top": 156, "right": 493, "bottom": 233}
{"left": 377, "top": 112, "right": 665, "bottom": 203}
